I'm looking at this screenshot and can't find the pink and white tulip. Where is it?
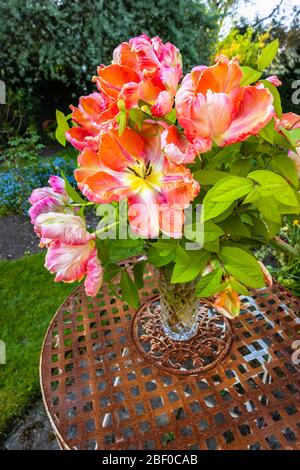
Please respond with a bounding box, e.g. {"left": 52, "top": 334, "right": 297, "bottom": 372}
{"left": 45, "top": 240, "right": 103, "bottom": 297}
{"left": 29, "top": 176, "right": 70, "bottom": 224}
{"left": 279, "top": 112, "right": 300, "bottom": 178}
{"left": 32, "top": 207, "right": 102, "bottom": 297}
{"left": 34, "top": 212, "right": 96, "bottom": 246}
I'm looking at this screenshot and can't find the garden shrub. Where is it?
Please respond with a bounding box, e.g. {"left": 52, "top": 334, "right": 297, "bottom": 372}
{"left": 0, "top": 0, "right": 220, "bottom": 132}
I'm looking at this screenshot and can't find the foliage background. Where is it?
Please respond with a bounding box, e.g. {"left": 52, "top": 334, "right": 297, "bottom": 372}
{"left": 0, "top": 0, "right": 299, "bottom": 444}
{"left": 0, "top": 0, "right": 220, "bottom": 129}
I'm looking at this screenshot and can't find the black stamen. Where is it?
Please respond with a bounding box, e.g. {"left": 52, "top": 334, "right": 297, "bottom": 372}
{"left": 127, "top": 166, "right": 140, "bottom": 177}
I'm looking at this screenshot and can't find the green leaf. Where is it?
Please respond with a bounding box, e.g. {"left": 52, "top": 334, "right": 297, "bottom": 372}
{"left": 55, "top": 110, "right": 69, "bottom": 146}
{"left": 150, "top": 239, "right": 178, "bottom": 254}
{"left": 264, "top": 218, "right": 281, "bottom": 238}
{"left": 204, "top": 238, "right": 219, "bottom": 253}
{"left": 129, "top": 108, "right": 145, "bottom": 130}
{"left": 280, "top": 126, "right": 300, "bottom": 147}
{"left": 193, "top": 170, "right": 228, "bottom": 185}
{"left": 195, "top": 268, "right": 223, "bottom": 298}
{"left": 96, "top": 239, "right": 110, "bottom": 265}
{"left": 257, "top": 39, "right": 279, "bottom": 71}
{"left": 258, "top": 118, "right": 275, "bottom": 144}
{"left": 260, "top": 80, "right": 282, "bottom": 119}
{"left": 248, "top": 170, "right": 299, "bottom": 207}
{"left": 61, "top": 171, "right": 86, "bottom": 204}
{"left": 120, "top": 270, "right": 139, "bottom": 308}
{"left": 213, "top": 204, "right": 235, "bottom": 223}
{"left": 289, "top": 128, "right": 300, "bottom": 144}
{"left": 230, "top": 158, "right": 252, "bottom": 177}
{"left": 117, "top": 99, "right": 126, "bottom": 112}
{"left": 240, "top": 66, "right": 262, "bottom": 86}
{"left": 220, "top": 214, "right": 252, "bottom": 238}
{"left": 228, "top": 279, "right": 250, "bottom": 296}
{"left": 184, "top": 220, "right": 223, "bottom": 243}
{"left": 56, "top": 110, "right": 69, "bottom": 131}
{"left": 273, "top": 129, "right": 297, "bottom": 151}
{"left": 249, "top": 215, "right": 269, "bottom": 240}
{"left": 165, "top": 108, "right": 176, "bottom": 123}
{"left": 171, "top": 246, "right": 209, "bottom": 283}
{"left": 258, "top": 196, "right": 282, "bottom": 223}
{"left": 203, "top": 176, "right": 253, "bottom": 221}
{"left": 133, "top": 261, "right": 146, "bottom": 289}
{"left": 147, "top": 246, "right": 176, "bottom": 267}
{"left": 204, "top": 220, "right": 224, "bottom": 242}
{"left": 220, "top": 246, "right": 265, "bottom": 288}
{"left": 55, "top": 126, "right": 66, "bottom": 147}
{"left": 271, "top": 153, "right": 298, "bottom": 188}
{"left": 117, "top": 111, "right": 127, "bottom": 136}
{"left": 103, "top": 263, "right": 121, "bottom": 282}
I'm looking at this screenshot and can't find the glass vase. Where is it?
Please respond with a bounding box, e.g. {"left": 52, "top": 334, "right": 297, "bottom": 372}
{"left": 158, "top": 267, "right": 200, "bottom": 341}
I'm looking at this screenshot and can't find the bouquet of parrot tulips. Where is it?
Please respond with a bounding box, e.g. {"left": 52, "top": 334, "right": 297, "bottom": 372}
{"left": 29, "top": 34, "right": 300, "bottom": 322}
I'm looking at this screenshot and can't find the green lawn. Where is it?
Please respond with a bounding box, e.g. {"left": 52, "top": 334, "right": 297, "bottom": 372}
{"left": 0, "top": 244, "right": 143, "bottom": 438}
{"left": 0, "top": 253, "right": 75, "bottom": 438}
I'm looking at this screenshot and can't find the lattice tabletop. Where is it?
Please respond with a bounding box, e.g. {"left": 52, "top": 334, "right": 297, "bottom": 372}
{"left": 40, "top": 257, "right": 300, "bottom": 450}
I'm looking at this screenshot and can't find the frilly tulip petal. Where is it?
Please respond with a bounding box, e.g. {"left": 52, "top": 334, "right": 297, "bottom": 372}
{"left": 75, "top": 123, "right": 199, "bottom": 238}
{"left": 159, "top": 203, "right": 184, "bottom": 238}
{"left": 29, "top": 177, "right": 69, "bottom": 224}
{"left": 216, "top": 86, "right": 274, "bottom": 146}
{"left": 35, "top": 212, "right": 94, "bottom": 245}
{"left": 49, "top": 176, "right": 66, "bottom": 194}
{"left": 94, "top": 35, "right": 182, "bottom": 118}
{"left": 162, "top": 125, "right": 199, "bottom": 164}
{"left": 84, "top": 249, "right": 103, "bottom": 297}
{"left": 66, "top": 91, "right": 118, "bottom": 152}
{"left": 258, "top": 262, "right": 273, "bottom": 288}
{"left": 280, "top": 112, "right": 300, "bottom": 130}
{"left": 214, "top": 289, "right": 241, "bottom": 319}
{"left": 176, "top": 55, "right": 274, "bottom": 152}
{"left": 29, "top": 197, "right": 66, "bottom": 225}
{"left": 151, "top": 90, "right": 173, "bottom": 117}
{"left": 45, "top": 240, "right": 95, "bottom": 283}
{"left": 65, "top": 127, "right": 94, "bottom": 151}
{"left": 266, "top": 75, "right": 282, "bottom": 87}
{"left": 128, "top": 192, "right": 160, "bottom": 238}
{"left": 162, "top": 159, "right": 200, "bottom": 207}
{"left": 95, "top": 64, "right": 140, "bottom": 100}
{"left": 192, "top": 55, "right": 242, "bottom": 95}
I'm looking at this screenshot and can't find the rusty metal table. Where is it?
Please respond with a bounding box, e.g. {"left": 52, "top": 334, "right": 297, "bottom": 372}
{"left": 40, "top": 257, "right": 300, "bottom": 450}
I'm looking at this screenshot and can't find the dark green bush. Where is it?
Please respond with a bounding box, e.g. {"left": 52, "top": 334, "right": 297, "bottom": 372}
{"left": 0, "top": 0, "right": 220, "bottom": 129}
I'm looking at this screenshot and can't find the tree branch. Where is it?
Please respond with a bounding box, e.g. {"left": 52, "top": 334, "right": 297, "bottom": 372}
{"left": 252, "top": 0, "right": 284, "bottom": 28}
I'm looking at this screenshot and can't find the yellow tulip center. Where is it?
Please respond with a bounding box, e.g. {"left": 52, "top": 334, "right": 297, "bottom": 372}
{"left": 126, "top": 161, "right": 163, "bottom": 193}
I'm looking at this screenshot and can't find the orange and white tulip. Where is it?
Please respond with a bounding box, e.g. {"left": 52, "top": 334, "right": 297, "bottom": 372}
{"left": 258, "top": 262, "right": 273, "bottom": 288}
{"left": 75, "top": 124, "right": 199, "bottom": 238}
{"left": 175, "top": 55, "right": 274, "bottom": 154}
{"left": 66, "top": 92, "right": 118, "bottom": 151}
{"left": 214, "top": 287, "right": 241, "bottom": 319}
{"left": 93, "top": 34, "right": 182, "bottom": 117}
